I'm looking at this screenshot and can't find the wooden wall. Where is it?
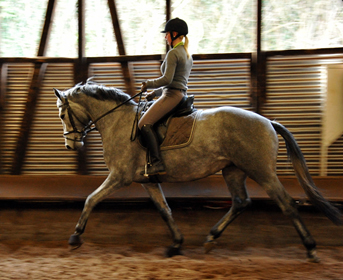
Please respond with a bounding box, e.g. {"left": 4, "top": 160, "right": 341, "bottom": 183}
{"left": 0, "top": 0, "right": 342, "bottom": 201}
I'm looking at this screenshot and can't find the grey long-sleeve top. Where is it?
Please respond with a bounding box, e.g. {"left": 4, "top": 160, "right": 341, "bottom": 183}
{"left": 145, "top": 44, "right": 193, "bottom": 96}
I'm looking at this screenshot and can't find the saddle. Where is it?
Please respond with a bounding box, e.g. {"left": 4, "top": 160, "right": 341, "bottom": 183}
{"left": 139, "top": 95, "right": 198, "bottom": 149}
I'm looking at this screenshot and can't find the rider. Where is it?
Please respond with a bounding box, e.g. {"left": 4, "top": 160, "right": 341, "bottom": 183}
{"left": 139, "top": 18, "right": 193, "bottom": 176}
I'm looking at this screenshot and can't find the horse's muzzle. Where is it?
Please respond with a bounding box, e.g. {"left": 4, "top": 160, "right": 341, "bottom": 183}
{"left": 66, "top": 144, "right": 73, "bottom": 150}
{"left": 64, "top": 137, "right": 84, "bottom": 150}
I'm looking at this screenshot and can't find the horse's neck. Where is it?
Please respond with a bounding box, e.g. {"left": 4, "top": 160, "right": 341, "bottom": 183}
{"left": 89, "top": 100, "right": 137, "bottom": 133}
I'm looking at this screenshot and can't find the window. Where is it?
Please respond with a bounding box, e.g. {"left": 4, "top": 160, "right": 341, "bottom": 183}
{"left": 262, "top": 0, "right": 343, "bottom": 50}
{"left": 172, "top": 0, "right": 256, "bottom": 54}
{"left": 115, "top": 0, "right": 166, "bottom": 55}
{"left": 1, "top": 0, "right": 342, "bottom": 57}
{"left": 0, "top": 0, "right": 47, "bottom": 56}
{"left": 46, "top": 0, "right": 78, "bottom": 57}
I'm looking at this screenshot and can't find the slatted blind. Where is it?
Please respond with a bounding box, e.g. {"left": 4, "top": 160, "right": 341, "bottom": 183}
{"left": 1, "top": 64, "right": 32, "bottom": 174}
{"left": 1, "top": 56, "right": 342, "bottom": 176}
{"left": 328, "top": 137, "right": 343, "bottom": 175}
{"left": 189, "top": 59, "right": 252, "bottom": 110}
{"left": 263, "top": 54, "right": 343, "bottom": 176}
{"left": 86, "top": 59, "right": 252, "bottom": 175}
{"left": 23, "top": 63, "right": 76, "bottom": 174}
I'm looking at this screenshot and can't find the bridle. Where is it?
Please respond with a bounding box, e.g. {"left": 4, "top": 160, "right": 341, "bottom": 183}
{"left": 59, "top": 97, "right": 90, "bottom": 143}
{"left": 60, "top": 91, "right": 143, "bottom": 143}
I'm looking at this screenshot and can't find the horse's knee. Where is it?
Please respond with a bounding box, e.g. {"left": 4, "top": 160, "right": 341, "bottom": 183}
{"left": 233, "top": 196, "right": 251, "bottom": 211}
{"left": 84, "top": 195, "right": 96, "bottom": 209}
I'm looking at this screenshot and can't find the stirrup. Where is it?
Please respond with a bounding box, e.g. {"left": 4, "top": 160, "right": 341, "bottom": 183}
{"left": 143, "top": 162, "right": 166, "bottom": 177}
{"left": 143, "top": 163, "right": 149, "bottom": 177}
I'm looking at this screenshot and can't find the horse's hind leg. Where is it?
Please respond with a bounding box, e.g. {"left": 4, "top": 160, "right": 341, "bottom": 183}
{"left": 258, "top": 175, "right": 319, "bottom": 262}
{"left": 142, "top": 182, "right": 183, "bottom": 257}
{"left": 205, "top": 166, "right": 251, "bottom": 253}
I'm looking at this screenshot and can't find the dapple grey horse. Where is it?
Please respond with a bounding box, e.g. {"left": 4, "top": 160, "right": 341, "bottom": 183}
{"left": 54, "top": 81, "right": 341, "bottom": 262}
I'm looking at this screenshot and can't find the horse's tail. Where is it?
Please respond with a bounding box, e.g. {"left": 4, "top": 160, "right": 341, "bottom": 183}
{"left": 271, "top": 120, "right": 342, "bottom": 225}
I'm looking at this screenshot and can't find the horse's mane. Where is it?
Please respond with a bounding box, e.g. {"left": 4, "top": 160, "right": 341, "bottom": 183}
{"left": 68, "top": 80, "right": 137, "bottom": 105}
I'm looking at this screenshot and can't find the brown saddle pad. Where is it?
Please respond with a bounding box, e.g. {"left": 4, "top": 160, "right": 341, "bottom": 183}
{"left": 160, "top": 110, "right": 200, "bottom": 150}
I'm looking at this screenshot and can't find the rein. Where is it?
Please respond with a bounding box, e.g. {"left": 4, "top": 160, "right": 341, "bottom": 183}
{"left": 63, "top": 91, "right": 144, "bottom": 141}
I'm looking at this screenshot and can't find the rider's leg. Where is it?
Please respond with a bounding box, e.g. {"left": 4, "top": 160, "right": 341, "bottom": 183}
{"left": 141, "top": 124, "right": 166, "bottom": 175}
{"left": 139, "top": 88, "right": 185, "bottom": 175}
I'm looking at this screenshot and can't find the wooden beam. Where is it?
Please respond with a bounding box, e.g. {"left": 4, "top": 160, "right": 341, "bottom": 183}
{"left": 250, "top": 52, "right": 266, "bottom": 114}
{"left": 4, "top": 48, "right": 343, "bottom": 65}
{"left": 107, "top": 0, "right": 136, "bottom": 96}
{"left": 108, "top": 0, "right": 125, "bottom": 55}
{"left": 256, "top": 0, "right": 262, "bottom": 54}
{"left": 166, "top": 0, "right": 171, "bottom": 22}
{"left": 250, "top": 0, "right": 266, "bottom": 114}
{"left": 165, "top": 0, "right": 171, "bottom": 53}
{"left": 86, "top": 53, "right": 251, "bottom": 63}
{"left": 78, "top": 0, "right": 85, "bottom": 59}
{"left": 38, "top": 0, "right": 56, "bottom": 56}
{"left": 73, "top": 61, "right": 89, "bottom": 175}
{"left": 0, "top": 63, "right": 7, "bottom": 110}
{"left": 120, "top": 61, "right": 136, "bottom": 96}
{"left": 265, "top": 47, "right": 343, "bottom": 57}
{"left": 74, "top": 0, "right": 87, "bottom": 84}
{"left": 0, "top": 63, "right": 8, "bottom": 174}
{"left": 73, "top": 0, "right": 89, "bottom": 175}
{"left": 0, "top": 57, "right": 76, "bottom": 63}
{"left": 86, "top": 54, "right": 163, "bottom": 63}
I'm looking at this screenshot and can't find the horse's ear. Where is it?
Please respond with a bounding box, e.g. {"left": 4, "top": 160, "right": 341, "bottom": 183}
{"left": 54, "top": 88, "right": 63, "bottom": 100}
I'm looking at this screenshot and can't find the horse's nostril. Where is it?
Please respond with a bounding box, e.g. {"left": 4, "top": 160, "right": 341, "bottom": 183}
{"left": 66, "top": 145, "right": 72, "bottom": 150}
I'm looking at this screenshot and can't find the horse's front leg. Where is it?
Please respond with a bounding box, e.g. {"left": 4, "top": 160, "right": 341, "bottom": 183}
{"left": 69, "top": 175, "right": 123, "bottom": 249}
{"left": 142, "top": 182, "right": 184, "bottom": 257}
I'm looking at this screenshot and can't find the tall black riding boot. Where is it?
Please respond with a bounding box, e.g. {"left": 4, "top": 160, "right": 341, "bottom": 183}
{"left": 141, "top": 124, "right": 166, "bottom": 175}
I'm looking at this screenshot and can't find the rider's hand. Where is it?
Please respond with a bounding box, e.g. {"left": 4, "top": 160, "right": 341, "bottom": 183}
{"left": 145, "top": 91, "right": 156, "bottom": 101}
{"left": 141, "top": 82, "right": 148, "bottom": 92}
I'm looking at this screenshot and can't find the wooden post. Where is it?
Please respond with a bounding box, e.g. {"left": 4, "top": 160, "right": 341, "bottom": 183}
{"left": 250, "top": 52, "right": 266, "bottom": 114}
{"left": 165, "top": 0, "right": 171, "bottom": 53}
{"left": 250, "top": 0, "right": 266, "bottom": 114}
{"left": 0, "top": 63, "right": 8, "bottom": 173}
{"left": 75, "top": 0, "right": 87, "bottom": 85}
{"left": 73, "top": 61, "right": 89, "bottom": 175}
{"left": 0, "top": 63, "right": 7, "bottom": 110}
{"left": 73, "top": 0, "right": 89, "bottom": 175}
{"left": 10, "top": 0, "right": 56, "bottom": 174}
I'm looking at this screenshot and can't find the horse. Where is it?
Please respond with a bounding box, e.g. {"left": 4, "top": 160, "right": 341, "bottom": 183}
{"left": 54, "top": 81, "right": 342, "bottom": 262}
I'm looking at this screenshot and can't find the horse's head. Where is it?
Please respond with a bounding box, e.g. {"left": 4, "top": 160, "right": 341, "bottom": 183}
{"left": 55, "top": 81, "right": 137, "bottom": 150}
{"left": 54, "top": 88, "right": 89, "bottom": 150}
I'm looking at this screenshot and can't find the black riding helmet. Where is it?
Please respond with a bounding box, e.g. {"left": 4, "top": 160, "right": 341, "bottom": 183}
{"left": 161, "top": 18, "right": 188, "bottom": 46}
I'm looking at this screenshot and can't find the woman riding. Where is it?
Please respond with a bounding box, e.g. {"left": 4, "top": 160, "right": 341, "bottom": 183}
{"left": 139, "top": 18, "right": 193, "bottom": 176}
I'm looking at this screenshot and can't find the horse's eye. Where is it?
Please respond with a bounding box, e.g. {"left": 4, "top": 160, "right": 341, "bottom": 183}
{"left": 61, "top": 114, "right": 65, "bottom": 120}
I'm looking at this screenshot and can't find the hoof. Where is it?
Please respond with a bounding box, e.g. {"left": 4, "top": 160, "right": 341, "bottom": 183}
{"left": 166, "top": 246, "right": 182, "bottom": 257}
{"left": 204, "top": 241, "right": 216, "bottom": 254}
{"left": 307, "top": 249, "right": 320, "bottom": 263}
{"left": 68, "top": 234, "right": 84, "bottom": 250}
